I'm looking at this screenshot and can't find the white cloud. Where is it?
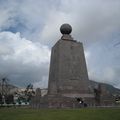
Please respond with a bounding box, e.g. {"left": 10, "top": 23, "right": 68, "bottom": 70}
{"left": 86, "top": 41, "right": 120, "bottom": 88}
{"left": 103, "top": 67, "right": 115, "bottom": 81}
{"left": 33, "top": 76, "right": 48, "bottom": 89}
{"left": 1, "top": 0, "right": 120, "bottom": 45}
{"left": 0, "top": 0, "right": 120, "bottom": 88}
{"left": 0, "top": 31, "right": 50, "bottom": 87}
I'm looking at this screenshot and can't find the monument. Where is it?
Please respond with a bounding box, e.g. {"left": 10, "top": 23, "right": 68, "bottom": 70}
{"left": 48, "top": 24, "right": 93, "bottom": 98}
{"left": 31, "top": 24, "right": 115, "bottom": 108}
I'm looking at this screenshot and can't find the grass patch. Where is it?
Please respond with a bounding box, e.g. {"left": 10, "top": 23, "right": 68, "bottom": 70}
{"left": 0, "top": 107, "right": 120, "bottom": 120}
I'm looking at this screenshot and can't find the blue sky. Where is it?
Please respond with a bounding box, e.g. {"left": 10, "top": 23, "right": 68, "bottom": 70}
{"left": 0, "top": 0, "right": 120, "bottom": 88}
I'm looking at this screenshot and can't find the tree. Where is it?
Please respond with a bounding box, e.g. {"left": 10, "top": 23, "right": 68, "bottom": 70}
{"left": 0, "top": 77, "right": 10, "bottom": 105}
{"left": 5, "top": 94, "right": 14, "bottom": 105}
{"left": 24, "top": 84, "right": 35, "bottom": 103}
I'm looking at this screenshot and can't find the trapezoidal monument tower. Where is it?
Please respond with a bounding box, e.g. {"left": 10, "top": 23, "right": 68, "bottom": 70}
{"left": 48, "top": 24, "right": 94, "bottom": 104}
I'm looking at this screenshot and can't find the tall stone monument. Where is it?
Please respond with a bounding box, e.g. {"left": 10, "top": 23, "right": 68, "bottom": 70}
{"left": 31, "top": 24, "right": 115, "bottom": 108}
{"left": 48, "top": 24, "right": 92, "bottom": 98}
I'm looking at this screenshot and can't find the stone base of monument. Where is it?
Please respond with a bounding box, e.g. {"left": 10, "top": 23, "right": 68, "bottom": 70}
{"left": 31, "top": 93, "right": 95, "bottom": 108}
{"left": 46, "top": 95, "right": 79, "bottom": 108}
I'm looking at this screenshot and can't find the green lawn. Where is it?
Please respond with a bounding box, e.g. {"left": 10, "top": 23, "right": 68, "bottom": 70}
{"left": 0, "top": 107, "right": 120, "bottom": 120}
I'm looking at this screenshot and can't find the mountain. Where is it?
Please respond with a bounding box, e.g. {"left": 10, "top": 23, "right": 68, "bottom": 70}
{"left": 89, "top": 80, "right": 120, "bottom": 95}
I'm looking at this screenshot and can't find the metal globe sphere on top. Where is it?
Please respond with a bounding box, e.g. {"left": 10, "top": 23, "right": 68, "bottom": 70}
{"left": 60, "top": 23, "right": 72, "bottom": 34}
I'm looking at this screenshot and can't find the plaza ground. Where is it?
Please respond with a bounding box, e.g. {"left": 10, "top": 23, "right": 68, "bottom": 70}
{"left": 0, "top": 107, "right": 120, "bottom": 120}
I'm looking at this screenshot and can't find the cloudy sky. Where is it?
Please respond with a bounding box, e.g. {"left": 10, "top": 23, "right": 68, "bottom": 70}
{"left": 0, "top": 0, "right": 120, "bottom": 89}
